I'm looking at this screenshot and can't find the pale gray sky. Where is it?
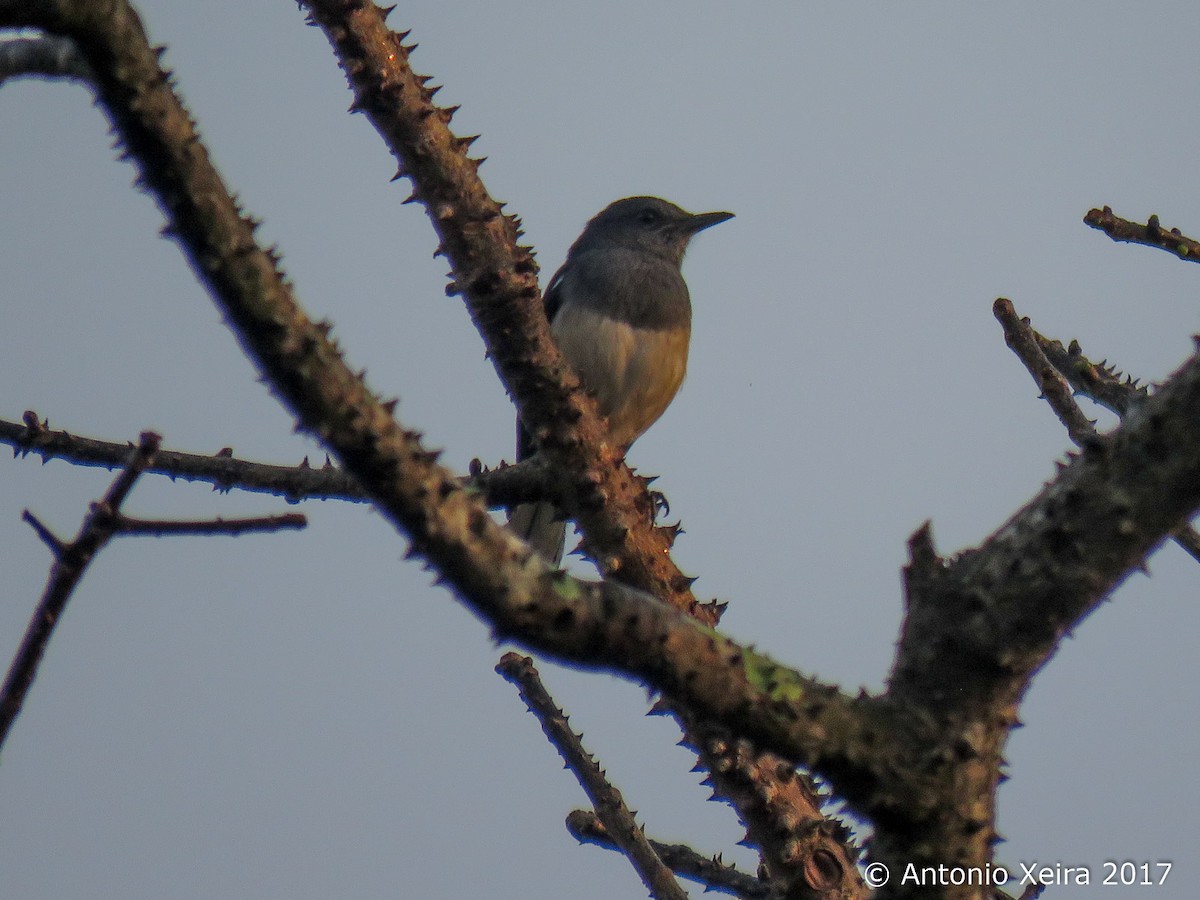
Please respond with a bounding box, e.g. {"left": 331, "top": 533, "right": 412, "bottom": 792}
{"left": 2, "top": 3, "right": 1199, "bottom": 898}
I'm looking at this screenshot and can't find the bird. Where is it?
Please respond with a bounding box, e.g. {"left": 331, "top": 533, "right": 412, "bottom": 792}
{"left": 508, "top": 196, "right": 734, "bottom": 565}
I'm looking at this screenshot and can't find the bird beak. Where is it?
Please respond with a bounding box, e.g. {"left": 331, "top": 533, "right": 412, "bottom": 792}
{"left": 686, "top": 210, "right": 735, "bottom": 234}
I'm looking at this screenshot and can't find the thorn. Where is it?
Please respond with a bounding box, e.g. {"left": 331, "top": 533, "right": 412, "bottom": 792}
{"left": 672, "top": 574, "right": 699, "bottom": 592}
{"left": 646, "top": 698, "right": 671, "bottom": 716}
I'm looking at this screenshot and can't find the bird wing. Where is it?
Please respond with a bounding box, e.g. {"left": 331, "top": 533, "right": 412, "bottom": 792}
{"left": 542, "top": 264, "right": 568, "bottom": 322}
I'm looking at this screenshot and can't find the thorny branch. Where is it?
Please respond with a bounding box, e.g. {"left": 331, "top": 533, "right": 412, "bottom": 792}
{"left": 566, "top": 810, "right": 777, "bottom": 899}
{"left": 2, "top": 411, "right": 366, "bottom": 502}
{"left": 497, "top": 653, "right": 689, "bottom": 900}
{"left": 0, "top": 427, "right": 310, "bottom": 751}
{"left": 993, "top": 298, "right": 1200, "bottom": 563}
{"left": 1034, "top": 334, "right": 1148, "bottom": 418}
{"left": 0, "top": 411, "right": 560, "bottom": 509}
{"left": 0, "top": 432, "right": 160, "bottom": 748}
{"left": 992, "top": 298, "right": 1099, "bottom": 443}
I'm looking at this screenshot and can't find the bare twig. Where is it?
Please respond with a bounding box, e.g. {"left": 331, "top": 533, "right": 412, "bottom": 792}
{"left": 0, "top": 431, "right": 160, "bottom": 750}
{"left": 21, "top": 509, "right": 66, "bottom": 556}
{"left": 114, "top": 512, "right": 306, "bottom": 537}
{"left": 0, "top": 34, "right": 90, "bottom": 85}
{"left": 1084, "top": 206, "right": 1200, "bottom": 262}
{"left": 497, "top": 653, "right": 689, "bottom": 900}
{"left": 1, "top": 413, "right": 560, "bottom": 510}
{"left": 993, "top": 298, "right": 1098, "bottom": 443}
{"left": 993, "top": 298, "right": 1200, "bottom": 563}
{"left": 2, "top": 412, "right": 368, "bottom": 503}
{"left": 566, "top": 809, "right": 777, "bottom": 899}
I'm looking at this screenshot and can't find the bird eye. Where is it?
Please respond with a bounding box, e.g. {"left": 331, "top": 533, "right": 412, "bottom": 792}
{"left": 637, "top": 209, "right": 661, "bottom": 225}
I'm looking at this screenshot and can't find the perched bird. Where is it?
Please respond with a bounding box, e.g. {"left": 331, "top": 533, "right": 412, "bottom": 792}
{"left": 508, "top": 196, "right": 734, "bottom": 565}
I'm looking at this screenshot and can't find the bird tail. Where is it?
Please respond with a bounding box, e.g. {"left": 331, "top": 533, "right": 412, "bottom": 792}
{"left": 508, "top": 501, "right": 567, "bottom": 568}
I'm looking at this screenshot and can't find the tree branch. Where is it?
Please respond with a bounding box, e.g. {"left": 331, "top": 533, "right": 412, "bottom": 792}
{"left": 994, "top": 298, "right": 1200, "bottom": 563}
{"left": 0, "top": 431, "right": 159, "bottom": 750}
{"left": 0, "top": 411, "right": 572, "bottom": 510}
{"left": 1084, "top": 206, "right": 1200, "bottom": 262}
{"left": 113, "top": 511, "right": 306, "bottom": 537}
{"left": 993, "top": 298, "right": 1099, "bottom": 443}
{"left": 886, "top": 335, "right": 1200, "bottom": 873}
{"left": 1033, "top": 334, "right": 1149, "bottom": 418}
{"left": 498, "top": 653, "right": 689, "bottom": 900}
{"left": 1, "top": 411, "right": 367, "bottom": 502}
{"left": 566, "top": 810, "right": 777, "bottom": 899}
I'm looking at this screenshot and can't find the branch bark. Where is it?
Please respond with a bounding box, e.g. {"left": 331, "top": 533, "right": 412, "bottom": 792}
{"left": 566, "top": 810, "right": 776, "bottom": 900}
{"left": 0, "top": 411, "right": 559, "bottom": 509}
{"left": 498, "top": 653, "right": 689, "bottom": 900}
{"left": 994, "top": 298, "right": 1200, "bottom": 563}
{"left": 1084, "top": 206, "right": 1200, "bottom": 262}
{"left": 0, "top": 431, "right": 159, "bottom": 749}
{"left": 884, "top": 338, "right": 1200, "bottom": 880}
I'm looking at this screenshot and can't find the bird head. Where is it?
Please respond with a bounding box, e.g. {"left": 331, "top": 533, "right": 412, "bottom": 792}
{"left": 575, "top": 196, "right": 733, "bottom": 265}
